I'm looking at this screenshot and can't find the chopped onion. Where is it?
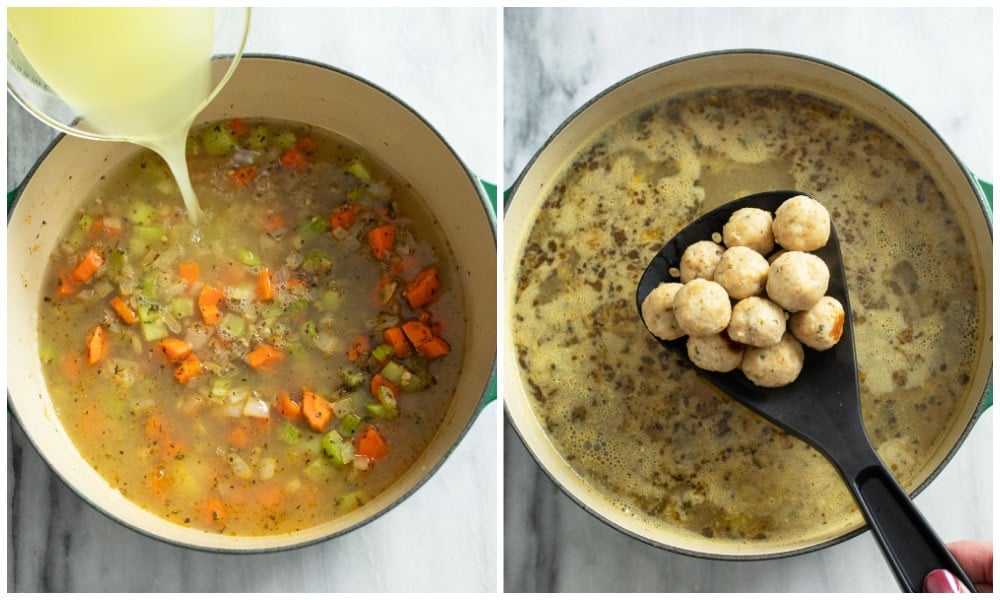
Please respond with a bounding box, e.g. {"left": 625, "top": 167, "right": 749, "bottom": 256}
{"left": 353, "top": 455, "right": 371, "bottom": 472}
{"left": 314, "top": 332, "right": 339, "bottom": 355}
{"left": 259, "top": 456, "right": 277, "bottom": 481}
{"left": 331, "top": 396, "right": 353, "bottom": 419}
{"left": 242, "top": 397, "right": 271, "bottom": 419}
{"left": 227, "top": 453, "right": 253, "bottom": 479}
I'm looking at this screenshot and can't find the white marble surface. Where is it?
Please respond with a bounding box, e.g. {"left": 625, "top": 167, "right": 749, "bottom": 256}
{"left": 6, "top": 8, "right": 498, "bottom": 593}
{"left": 503, "top": 7, "right": 993, "bottom": 593}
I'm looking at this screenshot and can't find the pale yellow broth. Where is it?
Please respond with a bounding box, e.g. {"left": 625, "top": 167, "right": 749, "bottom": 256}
{"left": 511, "top": 87, "right": 982, "bottom": 548}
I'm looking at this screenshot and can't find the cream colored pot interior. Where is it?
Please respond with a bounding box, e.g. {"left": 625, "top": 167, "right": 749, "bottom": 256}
{"left": 8, "top": 56, "right": 496, "bottom": 551}
{"left": 503, "top": 52, "right": 992, "bottom": 558}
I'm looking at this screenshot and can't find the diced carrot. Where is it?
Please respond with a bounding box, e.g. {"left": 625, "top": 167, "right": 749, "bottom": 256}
{"left": 264, "top": 213, "right": 286, "bottom": 232}
{"left": 256, "top": 484, "right": 283, "bottom": 511}
{"left": 383, "top": 327, "right": 412, "bottom": 358}
{"left": 175, "top": 354, "right": 203, "bottom": 384}
{"left": 72, "top": 247, "right": 104, "bottom": 284}
{"left": 401, "top": 320, "right": 435, "bottom": 349}
{"left": 227, "top": 427, "right": 248, "bottom": 449}
{"left": 59, "top": 352, "right": 82, "bottom": 382}
{"left": 110, "top": 296, "right": 138, "bottom": 325}
{"left": 230, "top": 165, "right": 257, "bottom": 187}
{"left": 367, "top": 225, "right": 395, "bottom": 260}
{"left": 280, "top": 147, "right": 308, "bottom": 169}
{"left": 178, "top": 262, "right": 200, "bottom": 284}
{"left": 56, "top": 272, "right": 78, "bottom": 296}
{"left": 198, "top": 285, "right": 224, "bottom": 325}
{"left": 277, "top": 391, "right": 302, "bottom": 421}
{"left": 257, "top": 268, "right": 274, "bottom": 302}
{"left": 148, "top": 467, "right": 169, "bottom": 498}
{"left": 200, "top": 498, "right": 226, "bottom": 526}
{"left": 229, "top": 117, "right": 248, "bottom": 135}
{"left": 90, "top": 216, "right": 123, "bottom": 237}
{"left": 329, "top": 204, "right": 359, "bottom": 230}
{"left": 246, "top": 344, "right": 285, "bottom": 369}
{"left": 346, "top": 335, "right": 370, "bottom": 362}
{"left": 156, "top": 337, "right": 192, "bottom": 363}
{"left": 404, "top": 267, "right": 440, "bottom": 309}
{"left": 416, "top": 336, "right": 450, "bottom": 359}
{"left": 356, "top": 425, "right": 389, "bottom": 461}
{"left": 85, "top": 325, "right": 107, "bottom": 366}
{"left": 371, "top": 373, "right": 400, "bottom": 400}
{"left": 301, "top": 388, "right": 332, "bottom": 432}
{"left": 296, "top": 137, "right": 314, "bottom": 154}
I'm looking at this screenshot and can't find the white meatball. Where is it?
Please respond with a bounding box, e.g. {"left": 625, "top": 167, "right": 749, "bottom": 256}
{"left": 713, "top": 246, "right": 770, "bottom": 300}
{"left": 679, "top": 240, "right": 725, "bottom": 283}
{"left": 790, "top": 295, "right": 845, "bottom": 351}
{"left": 772, "top": 195, "right": 831, "bottom": 251}
{"left": 640, "top": 282, "right": 686, "bottom": 341}
{"left": 766, "top": 251, "right": 829, "bottom": 311}
{"left": 727, "top": 296, "right": 787, "bottom": 348}
{"left": 672, "top": 279, "right": 732, "bottom": 336}
{"left": 687, "top": 333, "right": 744, "bottom": 373}
{"left": 741, "top": 332, "right": 805, "bottom": 387}
{"left": 723, "top": 207, "right": 775, "bottom": 255}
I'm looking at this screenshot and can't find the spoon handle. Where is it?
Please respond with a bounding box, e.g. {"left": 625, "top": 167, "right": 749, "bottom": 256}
{"left": 847, "top": 460, "right": 978, "bottom": 592}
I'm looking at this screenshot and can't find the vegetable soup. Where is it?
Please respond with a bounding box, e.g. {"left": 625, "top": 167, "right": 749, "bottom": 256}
{"left": 37, "top": 118, "right": 465, "bottom": 535}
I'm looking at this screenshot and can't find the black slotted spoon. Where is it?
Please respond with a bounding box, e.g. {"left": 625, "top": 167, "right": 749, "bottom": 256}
{"left": 635, "top": 190, "right": 976, "bottom": 593}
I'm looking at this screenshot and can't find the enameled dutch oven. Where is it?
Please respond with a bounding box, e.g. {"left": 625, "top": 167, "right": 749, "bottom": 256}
{"left": 7, "top": 55, "right": 497, "bottom": 552}
{"left": 503, "top": 50, "right": 992, "bottom": 559}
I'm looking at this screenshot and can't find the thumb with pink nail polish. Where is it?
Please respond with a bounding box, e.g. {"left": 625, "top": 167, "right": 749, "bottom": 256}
{"left": 924, "top": 569, "right": 971, "bottom": 593}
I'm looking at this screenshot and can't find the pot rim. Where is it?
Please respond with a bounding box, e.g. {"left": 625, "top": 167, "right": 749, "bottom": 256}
{"left": 503, "top": 48, "right": 992, "bottom": 561}
{"left": 7, "top": 53, "right": 497, "bottom": 554}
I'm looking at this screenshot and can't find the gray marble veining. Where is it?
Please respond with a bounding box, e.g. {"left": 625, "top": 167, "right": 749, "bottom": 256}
{"left": 7, "top": 8, "right": 497, "bottom": 593}
{"left": 503, "top": 7, "right": 992, "bottom": 593}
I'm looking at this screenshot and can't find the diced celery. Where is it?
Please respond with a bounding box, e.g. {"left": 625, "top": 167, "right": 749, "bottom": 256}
{"left": 339, "top": 490, "right": 370, "bottom": 511}
{"left": 278, "top": 421, "right": 301, "bottom": 445}
{"left": 347, "top": 186, "right": 366, "bottom": 202}
{"left": 137, "top": 303, "right": 159, "bottom": 323}
{"left": 170, "top": 297, "right": 195, "bottom": 319}
{"left": 201, "top": 124, "right": 236, "bottom": 156}
{"left": 39, "top": 346, "right": 56, "bottom": 364}
{"left": 287, "top": 299, "right": 309, "bottom": 314}
{"left": 321, "top": 431, "right": 355, "bottom": 466}
{"left": 379, "top": 361, "right": 406, "bottom": 385}
{"left": 140, "top": 319, "right": 168, "bottom": 341}
{"left": 105, "top": 249, "right": 127, "bottom": 282}
{"left": 303, "top": 457, "right": 332, "bottom": 482}
{"left": 297, "top": 217, "right": 330, "bottom": 242}
{"left": 399, "top": 370, "right": 426, "bottom": 393}
{"left": 301, "top": 320, "right": 318, "bottom": 339}
{"left": 376, "top": 385, "right": 397, "bottom": 409}
{"left": 134, "top": 225, "right": 164, "bottom": 240}
{"left": 127, "top": 202, "right": 155, "bottom": 225}
{"left": 238, "top": 249, "right": 260, "bottom": 267}
{"left": 273, "top": 130, "right": 297, "bottom": 150}
{"left": 346, "top": 156, "right": 371, "bottom": 182}
{"left": 338, "top": 367, "right": 366, "bottom": 390}
{"left": 302, "top": 250, "right": 332, "bottom": 274}
{"left": 319, "top": 289, "right": 344, "bottom": 311}
{"left": 260, "top": 303, "right": 286, "bottom": 319}
{"left": 219, "top": 313, "right": 246, "bottom": 338}
{"left": 247, "top": 125, "right": 269, "bottom": 150}
{"left": 365, "top": 403, "right": 398, "bottom": 420}
{"left": 371, "top": 343, "right": 394, "bottom": 363}
{"left": 338, "top": 413, "right": 362, "bottom": 437}
{"left": 211, "top": 378, "right": 231, "bottom": 398}
{"left": 139, "top": 273, "right": 158, "bottom": 298}
{"left": 77, "top": 214, "right": 94, "bottom": 233}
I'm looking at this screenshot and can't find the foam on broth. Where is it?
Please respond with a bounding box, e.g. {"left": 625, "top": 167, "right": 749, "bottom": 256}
{"left": 511, "top": 87, "right": 983, "bottom": 549}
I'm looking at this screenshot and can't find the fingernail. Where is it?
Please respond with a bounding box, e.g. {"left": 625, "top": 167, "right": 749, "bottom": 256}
{"left": 923, "top": 569, "right": 970, "bottom": 593}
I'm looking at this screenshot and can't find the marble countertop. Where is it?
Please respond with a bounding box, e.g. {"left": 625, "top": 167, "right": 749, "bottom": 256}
{"left": 6, "top": 8, "right": 497, "bottom": 593}
{"left": 503, "top": 7, "right": 992, "bottom": 593}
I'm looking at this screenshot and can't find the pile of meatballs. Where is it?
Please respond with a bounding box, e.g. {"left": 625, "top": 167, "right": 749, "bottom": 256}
{"left": 641, "top": 194, "right": 845, "bottom": 387}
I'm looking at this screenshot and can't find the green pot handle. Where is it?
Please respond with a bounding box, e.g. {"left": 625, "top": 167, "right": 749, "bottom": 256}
{"left": 479, "top": 179, "right": 498, "bottom": 408}
{"left": 975, "top": 178, "right": 992, "bottom": 416}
